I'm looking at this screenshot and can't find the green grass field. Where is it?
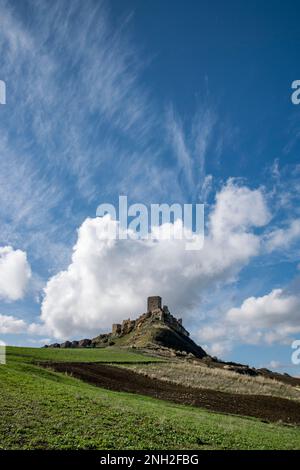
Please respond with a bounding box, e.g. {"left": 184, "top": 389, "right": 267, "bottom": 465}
{"left": 8, "top": 345, "right": 160, "bottom": 364}
{"left": 0, "top": 346, "right": 300, "bottom": 450}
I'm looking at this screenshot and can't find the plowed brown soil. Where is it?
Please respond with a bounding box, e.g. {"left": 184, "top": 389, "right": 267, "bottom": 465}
{"left": 44, "top": 362, "right": 300, "bottom": 425}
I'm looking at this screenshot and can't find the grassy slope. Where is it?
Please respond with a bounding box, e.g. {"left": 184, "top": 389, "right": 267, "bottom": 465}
{"left": 0, "top": 347, "right": 300, "bottom": 450}
{"left": 8, "top": 346, "right": 160, "bottom": 363}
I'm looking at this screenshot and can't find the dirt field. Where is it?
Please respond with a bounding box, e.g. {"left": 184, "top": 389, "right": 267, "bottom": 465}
{"left": 44, "top": 362, "right": 300, "bottom": 425}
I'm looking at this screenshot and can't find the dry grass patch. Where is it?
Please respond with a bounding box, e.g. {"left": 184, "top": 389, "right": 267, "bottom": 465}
{"left": 121, "top": 361, "right": 300, "bottom": 402}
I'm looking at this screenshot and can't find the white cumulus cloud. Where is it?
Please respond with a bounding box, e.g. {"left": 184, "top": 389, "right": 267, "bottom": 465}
{"left": 0, "top": 246, "right": 31, "bottom": 301}
{"left": 197, "top": 287, "right": 300, "bottom": 356}
{"left": 0, "top": 314, "right": 27, "bottom": 334}
{"left": 227, "top": 288, "right": 300, "bottom": 328}
{"left": 38, "top": 181, "right": 270, "bottom": 340}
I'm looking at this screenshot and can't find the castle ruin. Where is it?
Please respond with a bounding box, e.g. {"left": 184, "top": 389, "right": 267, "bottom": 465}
{"left": 111, "top": 296, "right": 189, "bottom": 338}
{"left": 47, "top": 295, "right": 196, "bottom": 352}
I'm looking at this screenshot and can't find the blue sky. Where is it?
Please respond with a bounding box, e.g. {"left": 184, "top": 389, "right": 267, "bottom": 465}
{"left": 0, "top": 0, "right": 300, "bottom": 374}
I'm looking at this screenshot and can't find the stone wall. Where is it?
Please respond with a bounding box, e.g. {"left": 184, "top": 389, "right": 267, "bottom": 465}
{"left": 121, "top": 319, "right": 136, "bottom": 335}
{"left": 112, "top": 323, "right": 121, "bottom": 335}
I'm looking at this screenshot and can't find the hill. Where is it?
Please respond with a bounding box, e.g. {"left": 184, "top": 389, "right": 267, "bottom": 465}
{"left": 46, "top": 296, "right": 208, "bottom": 358}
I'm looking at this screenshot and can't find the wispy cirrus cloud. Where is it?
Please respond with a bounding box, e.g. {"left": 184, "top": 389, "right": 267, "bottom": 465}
{"left": 0, "top": 0, "right": 162, "bottom": 268}
{"left": 0, "top": 0, "right": 225, "bottom": 273}
{"left": 166, "top": 103, "right": 220, "bottom": 201}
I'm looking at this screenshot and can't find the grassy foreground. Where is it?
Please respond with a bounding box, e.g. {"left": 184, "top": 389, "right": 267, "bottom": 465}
{"left": 0, "top": 347, "right": 300, "bottom": 450}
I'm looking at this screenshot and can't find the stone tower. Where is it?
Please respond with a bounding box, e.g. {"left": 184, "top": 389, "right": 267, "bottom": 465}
{"left": 147, "top": 296, "right": 162, "bottom": 312}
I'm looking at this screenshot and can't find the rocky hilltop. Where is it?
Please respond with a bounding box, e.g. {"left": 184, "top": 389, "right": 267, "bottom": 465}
{"left": 46, "top": 296, "right": 208, "bottom": 358}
